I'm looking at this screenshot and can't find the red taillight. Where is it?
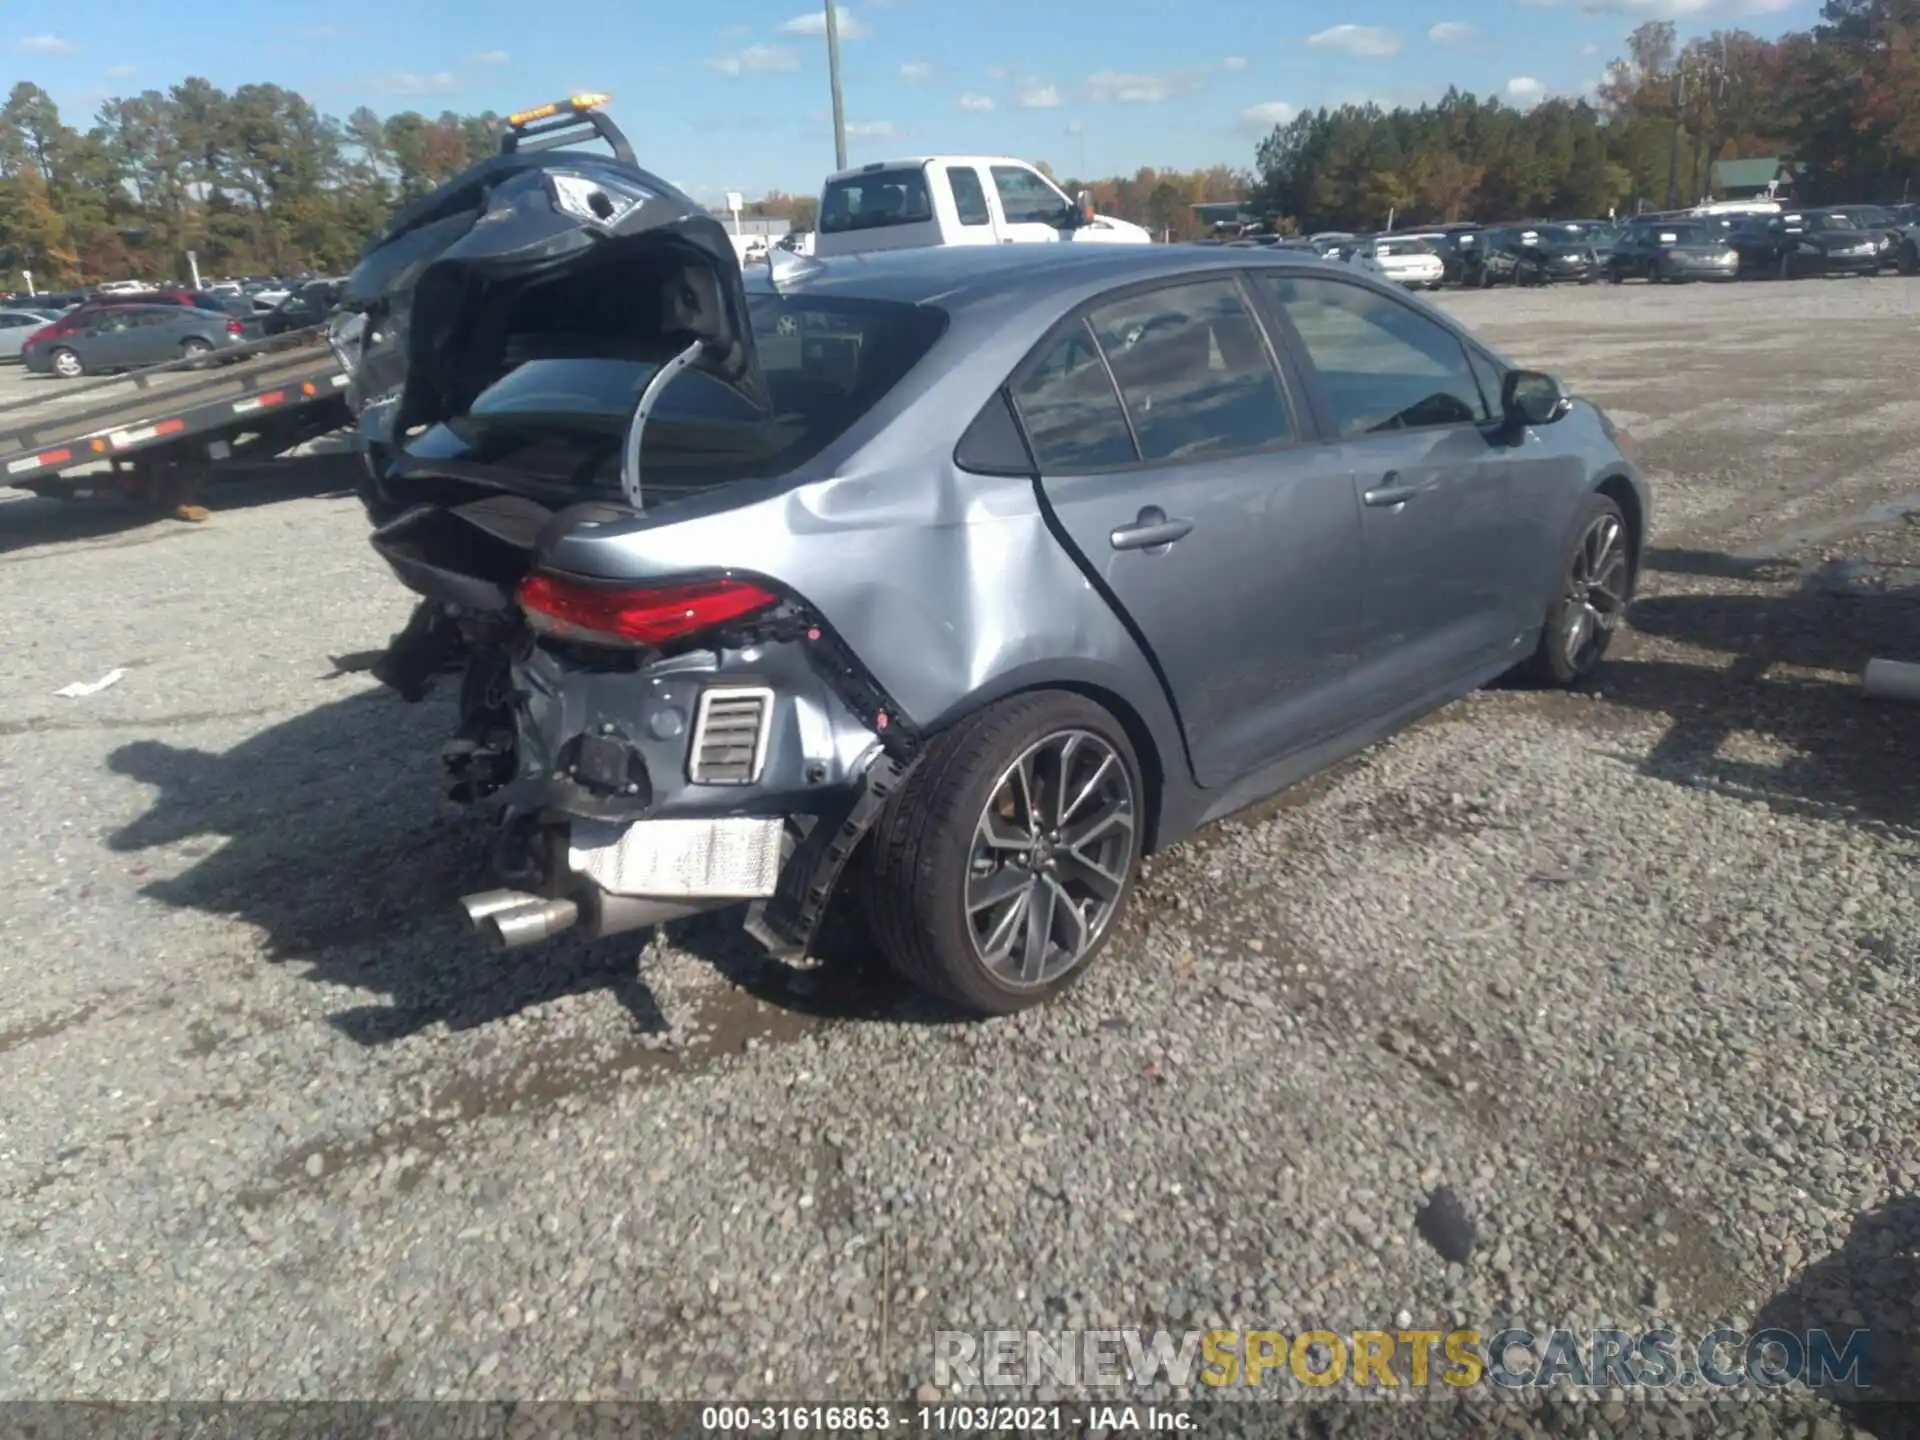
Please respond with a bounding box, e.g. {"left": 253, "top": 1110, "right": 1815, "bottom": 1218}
{"left": 517, "top": 574, "right": 779, "bottom": 646}
{"left": 226, "top": 319, "right": 243, "bottom": 335}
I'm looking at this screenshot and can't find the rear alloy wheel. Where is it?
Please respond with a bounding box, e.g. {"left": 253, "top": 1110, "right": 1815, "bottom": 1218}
{"left": 1522, "top": 494, "right": 1633, "bottom": 687}
{"left": 863, "top": 692, "right": 1142, "bottom": 1015}
{"left": 50, "top": 347, "right": 82, "bottom": 379}
{"left": 181, "top": 337, "right": 213, "bottom": 365}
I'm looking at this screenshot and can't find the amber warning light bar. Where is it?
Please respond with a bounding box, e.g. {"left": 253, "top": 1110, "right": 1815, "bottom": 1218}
{"left": 508, "top": 93, "right": 612, "bottom": 129}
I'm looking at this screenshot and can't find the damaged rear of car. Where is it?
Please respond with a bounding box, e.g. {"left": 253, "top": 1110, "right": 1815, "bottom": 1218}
{"left": 339, "top": 99, "right": 961, "bottom": 977}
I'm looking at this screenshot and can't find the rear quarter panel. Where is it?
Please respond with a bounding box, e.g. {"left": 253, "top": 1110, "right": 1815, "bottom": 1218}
{"left": 536, "top": 284, "right": 1194, "bottom": 795}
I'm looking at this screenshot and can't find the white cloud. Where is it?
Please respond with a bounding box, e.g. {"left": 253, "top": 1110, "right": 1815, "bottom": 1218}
{"left": 1238, "top": 100, "right": 1299, "bottom": 133}
{"left": 369, "top": 72, "right": 460, "bottom": 97}
{"left": 1530, "top": 0, "right": 1788, "bottom": 14}
{"left": 779, "top": 8, "right": 872, "bottom": 38}
{"left": 1506, "top": 75, "right": 1547, "bottom": 106}
{"left": 471, "top": 50, "right": 510, "bottom": 65}
{"left": 19, "top": 35, "right": 75, "bottom": 55}
{"left": 899, "top": 60, "right": 933, "bottom": 83}
{"left": 1014, "top": 81, "right": 1064, "bottom": 109}
{"left": 1579, "top": 41, "right": 1602, "bottom": 55}
{"left": 1305, "top": 24, "right": 1402, "bottom": 58}
{"left": 1427, "top": 21, "right": 1475, "bottom": 44}
{"left": 957, "top": 92, "right": 996, "bottom": 111}
{"left": 844, "top": 119, "right": 897, "bottom": 140}
{"left": 105, "top": 63, "right": 137, "bottom": 78}
{"left": 709, "top": 44, "right": 801, "bottom": 76}
{"left": 1081, "top": 69, "right": 1206, "bottom": 104}
{"left": 1221, "top": 55, "right": 1250, "bottom": 71}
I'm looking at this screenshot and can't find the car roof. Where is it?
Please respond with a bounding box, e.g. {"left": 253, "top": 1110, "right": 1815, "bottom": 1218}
{"left": 825, "top": 155, "right": 1038, "bottom": 182}
{"left": 750, "top": 242, "right": 1383, "bottom": 311}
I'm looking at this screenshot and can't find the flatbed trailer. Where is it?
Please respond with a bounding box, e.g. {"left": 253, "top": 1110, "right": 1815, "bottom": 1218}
{"left": 0, "top": 328, "right": 351, "bottom": 518}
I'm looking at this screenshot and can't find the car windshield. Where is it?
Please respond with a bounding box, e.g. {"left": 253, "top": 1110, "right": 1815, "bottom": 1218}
{"left": 422, "top": 293, "right": 950, "bottom": 495}
{"left": 1659, "top": 226, "right": 1715, "bottom": 245}
{"left": 1375, "top": 239, "right": 1434, "bottom": 257}
{"left": 819, "top": 169, "right": 936, "bottom": 234}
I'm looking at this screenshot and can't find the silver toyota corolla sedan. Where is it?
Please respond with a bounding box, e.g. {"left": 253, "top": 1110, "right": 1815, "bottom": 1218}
{"left": 343, "top": 154, "right": 1648, "bottom": 1016}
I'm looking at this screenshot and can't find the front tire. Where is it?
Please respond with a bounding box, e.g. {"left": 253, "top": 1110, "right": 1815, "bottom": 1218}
{"left": 863, "top": 691, "right": 1143, "bottom": 1015}
{"left": 1899, "top": 242, "right": 1919, "bottom": 276}
{"left": 50, "top": 347, "right": 82, "bottom": 378}
{"left": 1521, "top": 494, "right": 1634, "bottom": 687}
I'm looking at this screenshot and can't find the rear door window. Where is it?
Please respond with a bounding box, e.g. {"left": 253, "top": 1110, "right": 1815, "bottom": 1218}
{"left": 1085, "top": 279, "right": 1293, "bottom": 462}
{"left": 1012, "top": 321, "right": 1137, "bottom": 471}
{"left": 947, "top": 166, "right": 991, "bottom": 227}
{"left": 819, "top": 168, "right": 936, "bottom": 234}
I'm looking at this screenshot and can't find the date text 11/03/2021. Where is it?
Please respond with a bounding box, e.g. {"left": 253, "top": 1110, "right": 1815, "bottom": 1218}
{"left": 700, "top": 1405, "right": 1187, "bottom": 1432}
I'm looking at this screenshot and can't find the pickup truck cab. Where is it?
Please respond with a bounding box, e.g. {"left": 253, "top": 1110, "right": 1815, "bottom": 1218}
{"left": 812, "top": 155, "right": 1152, "bottom": 257}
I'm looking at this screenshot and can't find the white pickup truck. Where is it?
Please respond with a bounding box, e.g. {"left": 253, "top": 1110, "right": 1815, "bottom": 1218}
{"left": 812, "top": 155, "right": 1153, "bottom": 258}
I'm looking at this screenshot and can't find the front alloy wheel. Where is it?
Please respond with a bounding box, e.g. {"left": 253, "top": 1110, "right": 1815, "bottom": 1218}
{"left": 1520, "top": 493, "right": 1633, "bottom": 687}
{"left": 864, "top": 691, "right": 1143, "bottom": 1015}
{"left": 1560, "top": 511, "right": 1630, "bottom": 672}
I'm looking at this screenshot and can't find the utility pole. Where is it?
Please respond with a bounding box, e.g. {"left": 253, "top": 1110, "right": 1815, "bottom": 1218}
{"left": 1665, "top": 63, "right": 1685, "bottom": 210}
{"left": 824, "top": 0, "right": 848, "bottom": 171}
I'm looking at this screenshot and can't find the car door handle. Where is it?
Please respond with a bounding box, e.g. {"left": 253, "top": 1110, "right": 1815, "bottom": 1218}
{"left": 1363, "top": 473, "right": 1418, "bottom": 508}
{"left": 1110, "top": 507, "right": 1194, "bottom": 551}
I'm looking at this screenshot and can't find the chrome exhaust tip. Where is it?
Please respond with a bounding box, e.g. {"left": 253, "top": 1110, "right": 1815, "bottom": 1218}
{"left": 483, "top": 897, "right": 582, "bottom": 950}
{"left": 460, "top": 889, "right": 546, "bottom": 930}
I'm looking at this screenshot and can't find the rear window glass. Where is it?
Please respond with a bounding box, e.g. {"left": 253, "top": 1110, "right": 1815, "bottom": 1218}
{"left": 422, "top": 293, "right": 949, "bottom": 493}
{"left": 820, "top": 169, "right": 935, "bottom": 234}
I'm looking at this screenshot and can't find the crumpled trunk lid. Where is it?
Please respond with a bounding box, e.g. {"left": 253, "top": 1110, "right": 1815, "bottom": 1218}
{"left": 340, "top": 141, "right": 768, "bottom": 516}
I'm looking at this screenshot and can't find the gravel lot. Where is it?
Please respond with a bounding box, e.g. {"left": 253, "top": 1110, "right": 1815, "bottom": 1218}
{"left": 2, "top": 278, "right": 1917, "bottom": 1431}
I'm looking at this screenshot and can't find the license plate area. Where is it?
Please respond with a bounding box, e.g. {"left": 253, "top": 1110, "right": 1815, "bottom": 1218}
{"left": 568, "top": 816, "right": 786, "bottom": 898}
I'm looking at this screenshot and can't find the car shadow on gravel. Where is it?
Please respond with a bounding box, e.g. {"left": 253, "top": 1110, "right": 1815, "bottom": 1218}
{"left": 1754, "top": 1193, "right": 1920, "bottom": 1429}
{"left": 1594, "top": 570, "right": 1920, "bottom": 834}
{"left": 104, "top": 688, "right": 941, "bottom": 1046}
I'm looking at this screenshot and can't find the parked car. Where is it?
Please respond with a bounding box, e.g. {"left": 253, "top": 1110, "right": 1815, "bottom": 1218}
{"left": 1729, "top": 210, "right": 1883, "bottom": 279}
{"left": 812, "top": 156, "right": 1151, "bottom": 257}
{"left": 1366, "top": 236, "right": 1446, "bottom": 289}
{"left": 1605, "top": 221, "right": 1739, "bottom": 283}
{"left": 1399, "top": 228, "right": 1480, "bottom": 287}
{"left": 261, "top": 278, "right": 343, "bottom": 336}
{"left": 338, "top": 144, "right": 1649, "bottom": 1015}
{"left": 1822, "top": 205, "right": 1904, "bottom": 266}
{"left": 1477, "top": 225, "right": 1600, "bottom": 286}
{"left": 62, "top": 288, "right": 253, "bottom": 325}
{"left": 22, "top": 303, "right": 247, "bottom": 377}
{"left": 0, "top": 307, "right": 62, "bottom": 360}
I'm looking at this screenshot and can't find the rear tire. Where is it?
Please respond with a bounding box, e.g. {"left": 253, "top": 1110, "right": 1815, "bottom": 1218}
{"left": 50, "top": 347, "right": 82, "bottom": 379}
{"left": 1899, "top": 242, "right": 1919, "bottom": 276}
{"left": 1519, "top": 493, "right": 1634, "bottom": 688}
{"left": 181, "top": 337, "right": 214, "bottom": 367}
{"left": 862, "top": 691, "right": 1143, "bottom": 1016}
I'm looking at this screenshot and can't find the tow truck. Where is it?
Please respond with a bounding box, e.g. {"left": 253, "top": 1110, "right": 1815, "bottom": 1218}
{"left": 0, "top": 326, "right": 351, "bottom": 520}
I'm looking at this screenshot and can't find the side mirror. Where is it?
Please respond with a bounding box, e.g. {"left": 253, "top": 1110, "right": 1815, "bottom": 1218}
{"left": 1074, "top": 190, "right": 1095, "bottom": 227}
{"left": 1502, "top": 369, "right": 1568, "bottom": 427}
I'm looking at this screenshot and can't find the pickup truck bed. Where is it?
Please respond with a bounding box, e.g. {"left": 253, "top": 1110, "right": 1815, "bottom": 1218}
{"left": 0, "top": 333, "right": 350, "bottom": 499}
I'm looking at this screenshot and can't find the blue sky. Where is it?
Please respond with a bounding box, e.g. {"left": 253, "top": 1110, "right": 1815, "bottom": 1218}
{"left": 19, "top": 0, "right": 1814, "bottom": 204}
